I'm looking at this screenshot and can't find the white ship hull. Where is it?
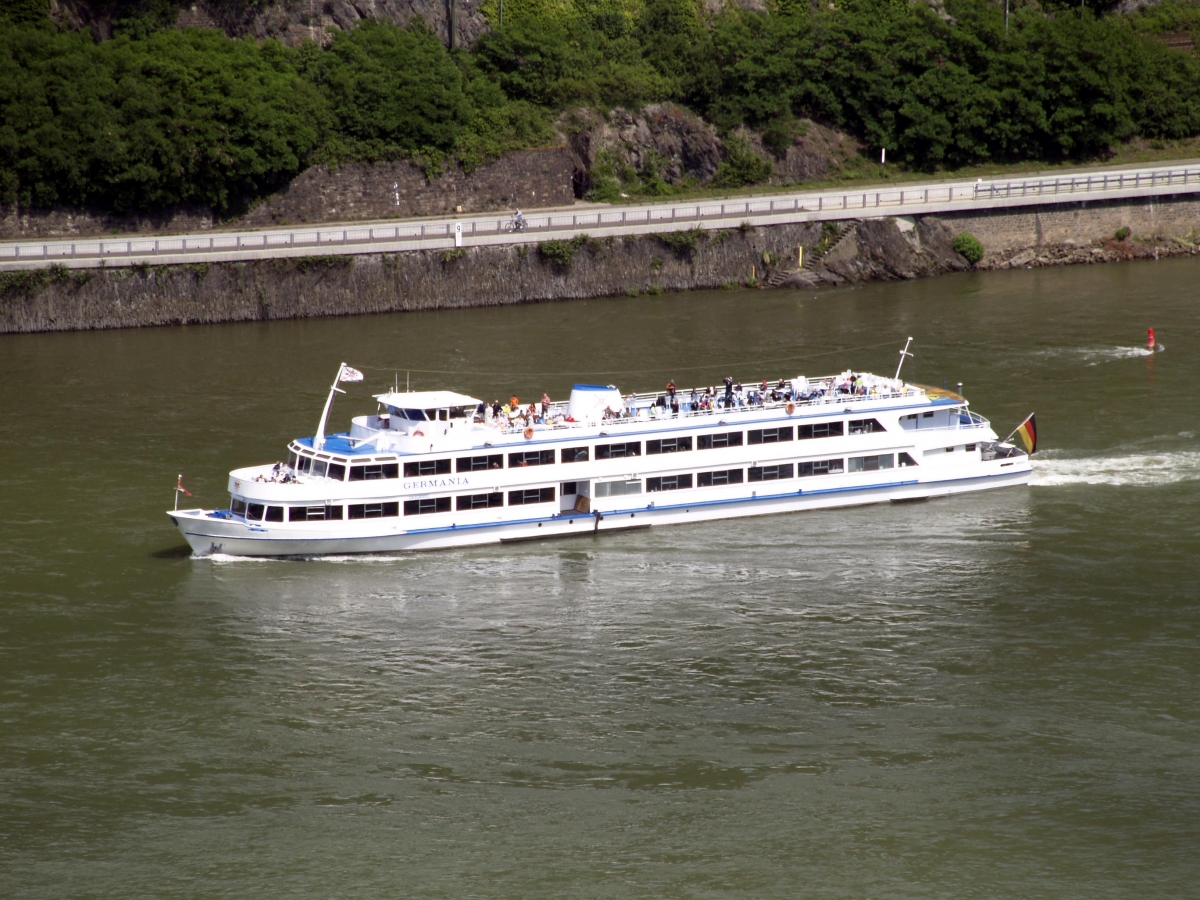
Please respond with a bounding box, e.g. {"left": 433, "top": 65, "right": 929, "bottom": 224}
{"left": 170, "top": 456, "right": 1030, "bottom": 557}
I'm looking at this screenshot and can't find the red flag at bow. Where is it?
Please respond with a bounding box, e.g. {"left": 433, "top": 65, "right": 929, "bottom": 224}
{"left": 176, "top": 474, "right": 193, "bottom": 497}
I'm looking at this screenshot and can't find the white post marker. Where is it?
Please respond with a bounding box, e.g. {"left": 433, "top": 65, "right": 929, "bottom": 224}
{"left": 454, "top": 222, "right": 463, "bottom": 248}
{"left": 881, "top": 148, "right": 886, "bottom": 165}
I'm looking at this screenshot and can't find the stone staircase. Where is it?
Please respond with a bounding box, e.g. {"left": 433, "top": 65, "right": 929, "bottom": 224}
{"left": 764, "top": 220, "right": 859, "bottom": 287}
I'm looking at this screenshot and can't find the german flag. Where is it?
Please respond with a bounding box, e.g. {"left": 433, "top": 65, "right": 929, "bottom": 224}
{"left": 1012, "top": 413, "right": 1037, "bottom": 455}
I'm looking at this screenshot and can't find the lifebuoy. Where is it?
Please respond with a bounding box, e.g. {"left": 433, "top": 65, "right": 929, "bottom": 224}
{"left": 786, "top": 402, "right": 796, "bottom": 414}
{"left": 413, "top": 429, "right": 424, "bottom": 437}
{"left": 523, "top": 426, "right": 535, "bottom": 440}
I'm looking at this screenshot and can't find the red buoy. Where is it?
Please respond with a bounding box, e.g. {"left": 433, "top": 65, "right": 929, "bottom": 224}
{"left": 1148, "top": 328, "right": 1156, "bottom": 351}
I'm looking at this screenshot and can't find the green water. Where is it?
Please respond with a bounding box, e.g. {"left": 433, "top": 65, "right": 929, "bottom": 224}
{"left": 2, "top": 259, "right": 1198, "bottom": 898}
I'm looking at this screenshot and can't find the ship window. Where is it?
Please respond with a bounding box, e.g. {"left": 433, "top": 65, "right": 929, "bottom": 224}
{"left": 327, "top": 463, "right": 346, "bottom": 480}
{"left": 698, "top": 431, "right": 744, "bottom": 450}
{"left": 287, "top": 450, "right": 299, "bottom": 469}
{"left": 647, "top": 474, "right": 693, "bottom": 492}
{"left": 595, "top": 479, "right": 642, "bottom": 497}
{"left": 296, "top": 455, "right": 313, "bottom": 474}
{"left": 265, "top": 506, "right": 284, "bottom": 522}
{"left": 509, "top": 449, "right": 555, "bottom": 468}
{"left": 402, "top": 409, "right": 427, "bottom": 421}
{"left": 749, "top": 427, "right": 795, "bottom": 444}
{"left": 798, "top": 459, "right": 844, "bottom": 477}
{"left": 848, "top": 418, "right": 885, "bottom": 435}
{"left": 290, "top": 505, "right": 342, "bottom": 521}
{"left": 647, "top": 436, "right": 692, "bottom": 454}
{"left": 923, "top": 411, "right": 934, "bottom": 418}
{"left": 561, "top": 482, "right": 578, "bottom": 495}
{"left": 402, "top": 498, "right": 448, "bottom": 516}
{"left": 349, "top": 462, "right": 399, "bottom": 481}
{"left": 749, "top": 464, "right": 794, "bottom": 482}
{"left": 231, "top": 498, "right": 247, "bottom": 515}
{"left": 595, "top": 441, "right": 641, "bottom": 459}
{"left": 312, "top": 460, "right": 328, "bottom": 477}
{"left": 798, "top": 422, "right": 843, "bottom": 440}
{"left": 965, "top": 444, "right": 976, "bottom": 452}
{"left": 457, "top": 454, "right": 503, "bottom": 472}
{"left": 349, "top": 501, "right": 401, "bottom": 519}
{"left": 404, "top": 459, "right": 451, "bottom": 477}
{"left": 849, "top": 454, "right": 895, "bottom": 472}
{"left": 509, "top": 487, "right": 555, "bottom": 505}
{"left": 898, "top": 452, "right": 918, "bottom": 467}
{"left": 456, "top": 492, "right": 503, "bottom": 510}
{"left": 246, "top": 503, "right": 265, "bottom": 521}
{"left": 698, "top": 468, "right": 744, "bottom": 487}
{"left": 561, "top": 447, "right": 590, "bottom": 463}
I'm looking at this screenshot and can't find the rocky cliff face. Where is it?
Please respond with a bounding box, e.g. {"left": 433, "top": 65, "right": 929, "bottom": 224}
{"left": 49, "top": 0, "right": 489, "bottom": 47}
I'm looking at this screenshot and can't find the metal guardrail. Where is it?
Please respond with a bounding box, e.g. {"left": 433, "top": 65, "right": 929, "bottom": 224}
{"left": 2, "top": 164, "right": 1198, "bottom": 268}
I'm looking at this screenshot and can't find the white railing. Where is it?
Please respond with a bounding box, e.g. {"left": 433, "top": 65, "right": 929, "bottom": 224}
{"left": 3, "top": 163, "right": 1198, "bottom": 268}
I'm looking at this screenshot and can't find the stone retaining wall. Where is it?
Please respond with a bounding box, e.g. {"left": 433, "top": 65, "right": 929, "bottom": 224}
{"left": 3, "top": 193, "right": 1199, "bottom": 334}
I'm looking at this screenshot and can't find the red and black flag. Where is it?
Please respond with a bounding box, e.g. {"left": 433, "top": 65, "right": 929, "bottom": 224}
{"left": 1010, "top": 413, "right": 1037, "bottom": 455}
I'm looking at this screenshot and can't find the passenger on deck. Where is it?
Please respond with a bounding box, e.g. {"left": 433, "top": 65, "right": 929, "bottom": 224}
{"left": 666, "top": 379, "right": 677, "bottom": 400}
{"left": 689, "top": 388, "right": 699, "bottom": 409}
{"left": 724, "top": 376, "right": 734, "bottom": 405}
{"left": 492, "top": 400, "right": 502, "bottom": 418}
{"left": 541, "top": 393, "right": 551, "bottom": 418}
{"left": 670, "top": 396, "right": 680, "bottom": 416}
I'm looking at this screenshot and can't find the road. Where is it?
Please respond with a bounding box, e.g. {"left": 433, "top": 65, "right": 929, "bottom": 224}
{"left": 2, "top": 161, "right": 1199, "bottom": 271}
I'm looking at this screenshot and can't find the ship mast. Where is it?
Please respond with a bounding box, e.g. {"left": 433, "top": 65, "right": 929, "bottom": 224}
{"left": 894, "top": 337, "right": 914, "bottom": 381}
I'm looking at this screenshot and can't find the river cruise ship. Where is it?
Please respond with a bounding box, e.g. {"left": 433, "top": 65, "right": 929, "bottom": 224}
{"left": 169, "top": 357, "right": 1033, "bottom": 557}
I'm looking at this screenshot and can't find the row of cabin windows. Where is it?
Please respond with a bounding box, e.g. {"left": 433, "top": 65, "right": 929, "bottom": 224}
{"left": 232, "top": 451, "right": 917, "bottom": 522}
{"left": 233, "top": 488, "right": 558, "bottom": 522}
{"left": 289, "top": 418, "right": 886, "bottom": 480}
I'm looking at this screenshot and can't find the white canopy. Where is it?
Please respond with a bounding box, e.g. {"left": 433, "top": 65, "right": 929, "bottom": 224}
{"left": 374, "top": 390, "right": 481, "bottom": 410}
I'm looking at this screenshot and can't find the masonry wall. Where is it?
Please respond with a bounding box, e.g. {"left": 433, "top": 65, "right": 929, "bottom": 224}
{"left": 932, "top": 195, "right": 1200, "bottom": 253}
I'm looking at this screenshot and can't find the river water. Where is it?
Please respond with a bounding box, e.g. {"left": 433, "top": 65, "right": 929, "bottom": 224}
{"left": 2, "top": 259, "right": 1198, "bottom": 898}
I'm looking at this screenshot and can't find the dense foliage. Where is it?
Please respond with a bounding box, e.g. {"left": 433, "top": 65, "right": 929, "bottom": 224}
{"left": 3, "top": 0, "right": 1200, "bottom": 214}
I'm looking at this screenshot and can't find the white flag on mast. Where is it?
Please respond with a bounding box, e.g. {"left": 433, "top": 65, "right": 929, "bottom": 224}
{"left": 339, "top": 366, "right": 364, "bottom": 383}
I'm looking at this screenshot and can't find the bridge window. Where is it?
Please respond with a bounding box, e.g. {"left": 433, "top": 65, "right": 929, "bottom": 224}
{"left": 749, "top": 464, "right": 794, "bottom": 482}
{"left": 510, "top": 449, "right": 555, "bottom": 467}
{"left": 749, "top": 427, "right": 794, "bottom": 444}
{"left": 647, "top": 436, "right": 692, "bottom": 454}
{"left": 231, "top": 498, "right": 247, "bottom": 516}
{"left": 898, "top": 452, "right": 918, "bottom": 467}
{"left": 561, "top": 447, "right": 590, "bottom": 463}
{"left": 798, "top": 459, "right": 844, "bottom": 477}
{"left": 402, "top": 498, "right": 448, "bottom": 516}
{"left": 798, "top": 421, "right": 843, "bottom": 439}
{"left": 457, "top": 454, "right": 503, "bottom": 472}
{"left": 246, "top": 503, "right": 265, "bottom": 521}
{"left": 596, "top": 441, "right": 641, "bottom": 459}
{"left": 350, "top": 501, "right": 400, "bottom": 519}
{"left": 647, "top": 474, "right": 693, "bottom": 492}
{"left": 848, "top": 418, "right": 885, "bottom": 434}
{"left": 595, "top": 479, "right": 641, "bottom": 497}
{"left": 698, "top": 431, "right": 743, "bottom": 450}
{"left": 265, "top": 506, "right": 284, "bottom": 522}
{"left": 698, "top": 468, "right": 744, "bottom": 487}
{"left": 404, "top": 459, "right": 451, "bottom": 477}
{"left": 327, "top": 462, "right": 346, "bottom": 481}
{"left": 849, "top": 454, "right": 895, "bottom": 472}
{"left": 349, "top": 462, "right": 400, "bottom": 481}
{"left": 456, "top": 492, "right": 503, "bottom": 510}
{"left": 509, "top": 487, "right": 555, "bottom": 505}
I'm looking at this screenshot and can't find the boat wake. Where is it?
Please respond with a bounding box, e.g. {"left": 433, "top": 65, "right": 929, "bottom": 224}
{"left": 1032, "top": 345, "right": 1157, "bottom": 366}
{"left": 1032, "top": 450, "right": 1200, "bottom": 487}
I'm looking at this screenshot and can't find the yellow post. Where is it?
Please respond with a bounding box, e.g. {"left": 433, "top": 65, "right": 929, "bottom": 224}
{"left": 798, "top": 245, "right": 804, "bottom": 268}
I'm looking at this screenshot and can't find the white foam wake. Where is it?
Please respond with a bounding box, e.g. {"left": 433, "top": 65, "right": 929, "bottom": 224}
{"left": 1081, "top": 345, "right": 1157, "bottom": 365}
{"left": 1032, "top": 451, "right": 1200, "bottom": 487}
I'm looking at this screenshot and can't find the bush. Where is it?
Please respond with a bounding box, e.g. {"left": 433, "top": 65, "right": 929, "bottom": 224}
{"left": 1115, "top": 226, "right": 1131, "bottom": 241}
{"left": 953, "top": 232, "right": 986, "bottom": 264}
{"left": 711, "top": 133, "right": 772, "bottom": 188}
